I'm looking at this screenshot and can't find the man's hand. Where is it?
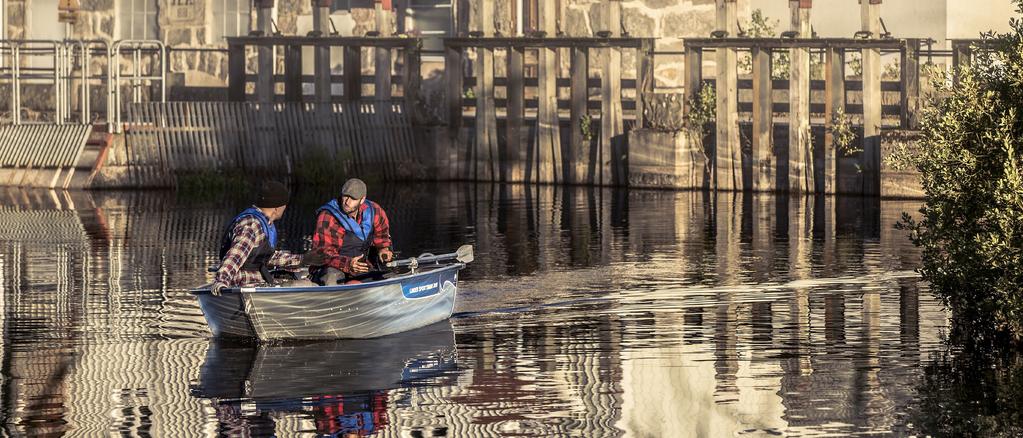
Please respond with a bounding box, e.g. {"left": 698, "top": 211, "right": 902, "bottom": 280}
{"left": 211, "top": 282, "right": 226, "bottom": 296}
{"left": 379, "top": 247, "right": 394, "bottom": 264}
{"left": 349, "top": 254, "right": 371, "bottom": 274}
{"left": 301, "top": 249, "right": 327, "bottom": 266}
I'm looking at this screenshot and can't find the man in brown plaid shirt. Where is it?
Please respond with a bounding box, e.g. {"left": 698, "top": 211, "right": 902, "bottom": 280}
{"left": 211, "top": 181, "right": 325, "bottom": 295}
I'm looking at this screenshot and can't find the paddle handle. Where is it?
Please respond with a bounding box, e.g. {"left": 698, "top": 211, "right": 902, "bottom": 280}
{"left": 386, "top": 251, "right": 459, "bottom": 268}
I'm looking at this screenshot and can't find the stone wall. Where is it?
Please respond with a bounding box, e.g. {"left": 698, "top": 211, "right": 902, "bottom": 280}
{"left": 7, "top": 0, "right": 743, "bottom": 97}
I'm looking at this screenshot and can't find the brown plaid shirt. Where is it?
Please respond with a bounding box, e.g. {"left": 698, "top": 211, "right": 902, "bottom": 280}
{"left": 212, "top": 215, "right": 302, "bottom": 290}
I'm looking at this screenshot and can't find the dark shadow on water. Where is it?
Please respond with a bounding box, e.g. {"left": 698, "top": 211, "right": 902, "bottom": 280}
{"left": 909, "top": 345, "right": 1023, "bottom": 438}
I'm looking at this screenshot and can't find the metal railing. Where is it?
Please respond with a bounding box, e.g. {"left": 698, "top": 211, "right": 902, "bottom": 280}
{"left": 109, "top": 40, "right": 167, "bottom": 132}
{"left": 0, "top": 38, "right": 165, "bottom": 130}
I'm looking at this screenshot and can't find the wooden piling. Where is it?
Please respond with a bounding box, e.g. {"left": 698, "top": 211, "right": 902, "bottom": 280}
{"left": 901, "top": 38, "right": 920, "bottom": 129}
{"left": 751, "top": 46, "right": 773, "bottom": 192}
{"left": 445, "top": 45, "right": 465, "bottom": 179}
{"left": 600, "top": 0, "right": 624, "bottom": 186}
{"left": 684, "top": 46, "right": 703, "bottom": 112}
{"left": 788, "top": 0, "right": 813, "bottom": 194}
{"left": 715, "top": 0, "right": 741, "bottom": 191}
{"left": 313, "top": 0, "right": 332, "bottom": 103}
{"left": 284, "top": 44, "right": 303, "bottom": 103}
{"left": 507, "top": 47, "right": 526, "bottom": 182}
{"left": 637, "top": 39, "right": 655, "bottom": 132}
{"left": 537, "top": 0, "right": 561, "bottom": 184}
{"left": 375, "top": 41, "right": 392, "bottom": 102}
{"left": 228, "top": 43, "right": 245, "bottom": 101}
{"left": 402, "top": 46, "right": 421, "bottom": 124}
{"left": 861, "top": 0, "right": 882, "bottom": 196}
{"left": 374, "top": 0, "right": 393, "bottom": 172}
{"left": 569, "top": 46, "right": 589, "bottom": 185}
{"left": 256, "top": 5, "right": 274, "bottom": 103}
{"left": 824, "top": 46, "right": 845, "bottom": 195}
{"left": 952, "top": 40, "right": 972, "bottom": 86}
{"left": 473, "top": 0, "right": 497, "bottom": 181}
{"left": 343, "top": 45, "right": 362, "bottom": 102}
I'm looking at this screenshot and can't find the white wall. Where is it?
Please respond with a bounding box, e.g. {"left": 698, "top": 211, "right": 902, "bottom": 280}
{"left": 947, "top": 0, "right": 1017, "bottom": 38}
{"left": 748, "top": 0, "right": 1016, "bottom": 46}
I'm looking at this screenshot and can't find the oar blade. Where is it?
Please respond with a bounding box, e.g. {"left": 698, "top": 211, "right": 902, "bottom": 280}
{"left": 456, "top": 244, "right": 474, "bottom": 264}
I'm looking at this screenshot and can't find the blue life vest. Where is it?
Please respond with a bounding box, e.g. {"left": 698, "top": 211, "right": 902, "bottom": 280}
{"left": 318, "top": 199, "right": 375, "bottom": 241}
{"left": 219, "top": 207, "right": 278, "bottom": 280}
{"left": 232, "top": 206, "right": 278, "bottom": 248}
{"left": 317, "top": 199, "right": 377, "bottom": 259}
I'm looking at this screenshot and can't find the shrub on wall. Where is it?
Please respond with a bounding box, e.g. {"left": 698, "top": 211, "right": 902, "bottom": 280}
{"left": 899, "top": 1, "right": 1023, "bottom": 344}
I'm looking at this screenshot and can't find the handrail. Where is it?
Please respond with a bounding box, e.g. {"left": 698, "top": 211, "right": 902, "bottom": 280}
{"left": 66, "top": 39, "right": 110, "bottom": 125}
{"left": 0, "top": 40, "right": 64, "bottom": 125}
{"left": 109, "top": 39, "right": 166, "bottom": 132}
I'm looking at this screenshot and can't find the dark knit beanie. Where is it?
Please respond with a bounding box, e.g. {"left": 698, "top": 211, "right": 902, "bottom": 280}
{"left": 256, "top": 180, "right": 290, "bottom": 208}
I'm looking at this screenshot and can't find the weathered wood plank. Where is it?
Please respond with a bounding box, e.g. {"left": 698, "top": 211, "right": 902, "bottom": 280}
{"left": 601, "top": 1, "right": 624, "bottom": 187}
{"left": 752, "top": 46, "right": 773, "bottom": 192}
{"left": 861, "top": 0, "right": 882, "bottom": 196}
{"left": 900, "top": 38, "right": 920, "bottom": 129}
{"left": 788, "top": 2, "right": 813, "bottom": 194}
{"left": 569, "top": 46, "right": 589, "bottom": 185}
{"left": 824, "top": 47, "right": 845, "bottom": 195}
{"left": 284, "top": 44, "right": 303, "bottom": 103}
{"left": 715, "top": 0, "right": 741, "bottom": 191}
{"left": 537, "top": 0, "right": 561, "bottom": 184}
{"left": 343, "top": 46, "right": 362, "bottom": 103}
{"left": 403, "top": 47, "right": 421, "bottom": 125}
{"left": 228, "top": 44, "right": 246, "bottom": 101}
{"left": 506, "top": 46, "right": 526, "bottom": 183}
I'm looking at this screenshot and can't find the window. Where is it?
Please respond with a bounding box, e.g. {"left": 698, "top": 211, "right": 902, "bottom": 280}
{"left": 212, "top": 0, "right": 250, "bottom": 43}
{"left": 118, "top": 0, "right": 157, "bottom": 40}
{"left": 520, "top": 0, "right": 537, "bottom": 35}
{"left": 406, "top": 0, "right": 452, "bottom": 54}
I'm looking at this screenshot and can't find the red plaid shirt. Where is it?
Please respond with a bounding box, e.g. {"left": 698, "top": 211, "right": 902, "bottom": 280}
{"left": 312, "top": 200, "right": 392, "bottom": 273}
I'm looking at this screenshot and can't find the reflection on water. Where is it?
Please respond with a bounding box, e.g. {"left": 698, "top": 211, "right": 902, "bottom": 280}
{"left": 0, "top": 184, "right": 1014, "bottom": 436}
{"left": 193, "top": 322, "right": 458, "bottom": 436}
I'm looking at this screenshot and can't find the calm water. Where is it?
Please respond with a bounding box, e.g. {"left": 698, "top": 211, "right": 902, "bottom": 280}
{"left": 0, "top": 184, "right": 1017, "bottom": 437}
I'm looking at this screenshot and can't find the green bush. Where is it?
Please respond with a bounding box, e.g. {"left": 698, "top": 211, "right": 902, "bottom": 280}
{"left": 294, "top": 147, "right": 354, "bottom": 190}
{"left": 899, "top": 2, "right": 1023, "bottom": 344}
{"left": 176, "top": 168, "right": 248, "bottom": 199}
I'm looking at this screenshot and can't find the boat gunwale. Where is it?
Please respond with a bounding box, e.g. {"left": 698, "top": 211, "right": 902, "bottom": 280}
{"left": 190, "top": 263, "right": 464, "bottom": 295}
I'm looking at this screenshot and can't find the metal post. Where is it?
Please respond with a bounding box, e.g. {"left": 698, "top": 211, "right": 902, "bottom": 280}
{"left": 80, "top": 42, "right": 89, "bottom": 123}
{"left": 133, "top": 47, "right": 142, "bottom": 104}
{"left": 13, "top": 45, "right": 21, "bottom": 125}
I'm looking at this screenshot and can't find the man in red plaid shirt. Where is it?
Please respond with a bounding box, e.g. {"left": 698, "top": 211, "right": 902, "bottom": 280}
{"left": 311, "top": 178, "right": 394, "bottom": 285}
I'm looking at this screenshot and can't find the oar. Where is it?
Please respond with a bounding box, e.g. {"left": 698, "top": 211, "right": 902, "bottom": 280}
{"left": 385, "top": 244, "right": 474, "bottom": 269}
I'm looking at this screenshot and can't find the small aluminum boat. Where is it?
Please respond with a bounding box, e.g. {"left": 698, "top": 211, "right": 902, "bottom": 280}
{"left": 191, "top": 246, "right": 472, "bottom": 341}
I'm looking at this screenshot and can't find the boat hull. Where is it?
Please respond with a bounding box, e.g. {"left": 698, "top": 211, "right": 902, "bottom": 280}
{"left": 194, "top": 264, "right": 461, "bottom": 340}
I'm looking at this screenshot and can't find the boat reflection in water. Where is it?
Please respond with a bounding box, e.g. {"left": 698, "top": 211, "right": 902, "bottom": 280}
{"left": 191, "top": 321, "right": 458, "bottom": 436}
